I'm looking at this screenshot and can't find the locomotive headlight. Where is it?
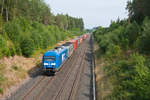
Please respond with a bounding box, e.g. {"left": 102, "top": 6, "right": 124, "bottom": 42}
{"left": 51, "top": 63, "right": 56, "bottom": 65}
{"left": 44, "top": 63, "right": 49, "bottom": 65}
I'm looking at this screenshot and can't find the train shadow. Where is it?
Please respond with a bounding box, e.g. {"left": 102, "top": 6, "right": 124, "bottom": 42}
{"left": 84, "top": 52, "right": 94, "bottom": 100}
{"left": 27, "top": 62, "right": 54, "bottom": 78}
{"left": 82, "top": 36, "right": 94, "bottom": 100}
{"left": 27, "top": 63, "right": 44, "bottom": 78}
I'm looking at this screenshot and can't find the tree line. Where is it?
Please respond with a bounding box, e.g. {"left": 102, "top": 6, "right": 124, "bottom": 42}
{"left": 0, "top": 0, "right": 84, "bottom": 58}
{"left": 0, "top": 0, "right": 84, "bottom": 30}
{"left": 94, "top": 0, "right": 150, "bottom": 100}
{"left": 127, "top": 0, "right": 150, "bottom": 24}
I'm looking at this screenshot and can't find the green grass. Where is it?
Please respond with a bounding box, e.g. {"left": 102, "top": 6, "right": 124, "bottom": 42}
{"left": 12, "top": 65, "right": 24, "bottom": 72}
{"left": 12, "top": 65, "right": 19, "bottom": 71}
{"left": 0, "top": 88, "right": 3, "bottom": 94}
{"left": 0, "top": 74, "right": 8, "bottom": 94}
{"left": 0, "top": 64, "right": 5, "bottom": 71}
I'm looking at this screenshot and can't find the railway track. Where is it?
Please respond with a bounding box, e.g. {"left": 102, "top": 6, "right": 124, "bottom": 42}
{"left": 53, "top": 39, "right": 89, "bottom": 100}
{"left": 68, "top": 39, "right": 89, "bottom": 100}
{"left": 68, "top": 47, "right": 87, "bottom": 100}
{"left": 52, "top": 48, "right": 83, "bottom": 100}
{"left": 19, "top": 38, "right": 87, "bottom": 100}
{"left": 21, "top": 76, "right": 46, "bottom": 100}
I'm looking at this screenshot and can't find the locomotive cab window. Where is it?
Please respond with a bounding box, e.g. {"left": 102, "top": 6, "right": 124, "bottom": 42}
{"left": 44, "top": 56, "right": 56, "bottom": 61}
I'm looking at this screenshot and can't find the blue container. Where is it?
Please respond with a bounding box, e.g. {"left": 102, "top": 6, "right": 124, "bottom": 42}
{"left": 42, "top": 46, "right": 68, "bottom": 72}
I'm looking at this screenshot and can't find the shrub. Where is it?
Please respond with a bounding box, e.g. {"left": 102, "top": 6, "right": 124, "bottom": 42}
{"left": 0, "top": 16, "right": 4, "bottom": 34}
{"left": 14, "top": 43, "right": 22, "bottom": 55}
{"left": 0, "top": 74, "right": 7, "bottom": 94}
{"left": 20, "top": 37, "right": 35, "bottom": 57}
{"left": 3, "top": 20, "right": 22, "bottom": 43}
{"left": 121, "top": 38, "right": 129, "bottom": 51}
{"left": 106, "top": 44, "right": 121, "bottom": 57}
{"left": 12, "top": 65, "right": 19, "bottom": 71}
{"left": 137, "top": 18, "right": 150, "bottom": 54}
{"left": 30, "top": 30, "right": 43, "bottom": 49}
{"left": 0, "top": 88, "right": 3, "bottom": 94}
{"left": 124, "top": 21, "right": 140, "bottom": 48}
{"left": 98, "top": 34, "right": 110, "bottom": 53}
{"left": 0, "top": 35, "right": 10, "bottom": 58}
{"left": 107, "top": 53, "right": 150, "bottom": 100}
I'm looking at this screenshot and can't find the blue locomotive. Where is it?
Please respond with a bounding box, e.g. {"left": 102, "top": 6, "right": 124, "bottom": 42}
{"left": 42, "top": 46, "right": 68, "bottom": 73}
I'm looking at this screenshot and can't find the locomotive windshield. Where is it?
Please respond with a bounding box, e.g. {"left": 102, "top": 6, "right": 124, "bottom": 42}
{"left": 44, "top": 56, "right": 56, "bottom": 61}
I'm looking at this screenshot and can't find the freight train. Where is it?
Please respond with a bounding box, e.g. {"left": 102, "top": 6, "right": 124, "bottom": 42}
{"left": 42, "top": 34, "right": 87, "bottom": 74}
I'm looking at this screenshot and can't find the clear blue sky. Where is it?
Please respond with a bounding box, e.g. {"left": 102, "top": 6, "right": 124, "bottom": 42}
{"left": 44, "top": 0, "right": 128, "bottom": 29}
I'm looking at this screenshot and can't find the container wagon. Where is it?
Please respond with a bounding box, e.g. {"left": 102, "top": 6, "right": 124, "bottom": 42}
{"left": 82, "top": 34, "right": 86, "bottom": 40}
{"left": 76, "top": 38, "right": 80, "bottom": 46}
{"left": 70, "top": 39, "right": 78, "bottom": 51}
{"left": 62, "top": 42, "right": 74, "bottom": 57}
{"left": 80, "top": 36, "right": 83, "bottom": 44}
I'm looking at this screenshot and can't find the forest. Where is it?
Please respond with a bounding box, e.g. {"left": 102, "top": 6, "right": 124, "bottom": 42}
{"left": 0, "top": 0, "right": 84, "bottom": 57}
{"left": 94, "top": 0, "right": 150, "bottom": 100}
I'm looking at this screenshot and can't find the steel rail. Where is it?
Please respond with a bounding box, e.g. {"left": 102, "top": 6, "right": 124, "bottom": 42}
{"left": 53, "top": 40, "right": 87, "bottom": 100}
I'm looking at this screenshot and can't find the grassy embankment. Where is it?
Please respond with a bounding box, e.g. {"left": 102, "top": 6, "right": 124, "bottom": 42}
{"left": 94, "top": 41, "right": 112, "bottom": 100}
